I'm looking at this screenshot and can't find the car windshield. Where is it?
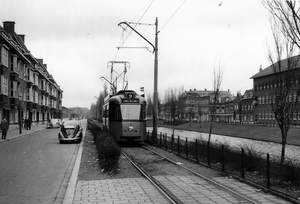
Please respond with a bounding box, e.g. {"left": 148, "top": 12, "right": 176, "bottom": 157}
{"left": 120, "top": 104, "right": 140, "bottom": 120}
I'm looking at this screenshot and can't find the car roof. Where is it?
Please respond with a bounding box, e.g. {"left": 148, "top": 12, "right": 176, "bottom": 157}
{"left": 63, "top": 120, "right": 80, "bottom": 126}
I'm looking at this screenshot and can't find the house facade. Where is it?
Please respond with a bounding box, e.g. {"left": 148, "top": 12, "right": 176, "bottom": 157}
{"left": 0, "top": 21, "right": 62, "bottom": 129}
{"left": 251, "top": 56, "right": 300, "bottom": 125}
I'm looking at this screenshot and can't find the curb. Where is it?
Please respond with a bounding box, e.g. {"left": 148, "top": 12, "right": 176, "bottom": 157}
{"left": 0, "top": 127, "right": 45, "bottom": 143}
{"left": 62, "top": 128, "right": 86, "bottom": 204}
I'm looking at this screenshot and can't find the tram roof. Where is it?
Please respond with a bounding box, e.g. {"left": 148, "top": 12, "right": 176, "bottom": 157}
{"left": 109, "top": 90, "right": 146, "bottom": 104}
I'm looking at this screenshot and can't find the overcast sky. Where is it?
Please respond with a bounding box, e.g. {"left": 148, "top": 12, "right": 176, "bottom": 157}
{"left": 0, "top": 0, "right": 274, "bottom": 109}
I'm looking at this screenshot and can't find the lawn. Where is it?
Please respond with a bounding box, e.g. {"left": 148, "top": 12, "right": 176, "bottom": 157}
{"left": 153, "top": 121, "right": 300, "bottom": 146}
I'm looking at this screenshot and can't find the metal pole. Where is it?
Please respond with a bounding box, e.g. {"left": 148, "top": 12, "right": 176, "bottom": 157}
{"left": 153, "top": 17, "right": 159, "bottom": 141}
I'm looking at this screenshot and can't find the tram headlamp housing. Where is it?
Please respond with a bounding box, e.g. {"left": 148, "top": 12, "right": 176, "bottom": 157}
{"left": 128, "top": 125, "right": 134, "bottom": 132}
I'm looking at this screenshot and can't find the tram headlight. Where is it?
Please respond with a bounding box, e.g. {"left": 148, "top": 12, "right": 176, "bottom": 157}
{"left": 128, "top": 125, "right": 134, "bottom": 132}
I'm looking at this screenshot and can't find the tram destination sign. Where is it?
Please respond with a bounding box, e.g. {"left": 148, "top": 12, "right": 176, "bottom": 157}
{"left": 122, "top": 98, "right": 139, "bottom": 103}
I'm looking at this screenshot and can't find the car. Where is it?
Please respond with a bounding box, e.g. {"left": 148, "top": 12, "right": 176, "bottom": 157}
{"left": 47, "top": 118, "right": 62, "bottom": 128}
{"left": 58, "top": 120, "right": 83, "bottom": 143}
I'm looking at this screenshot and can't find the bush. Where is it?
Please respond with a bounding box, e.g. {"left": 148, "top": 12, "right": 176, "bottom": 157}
{"left": 88, "top": 120, "right": 121, "bottom": 172}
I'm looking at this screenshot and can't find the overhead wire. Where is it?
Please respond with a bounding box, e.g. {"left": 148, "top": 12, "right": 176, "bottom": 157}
{"left": 159, "top": 0, "right": 187, "bottom": 32}
{"left": 121, "top": 0, "right": 155, "bottom": 48}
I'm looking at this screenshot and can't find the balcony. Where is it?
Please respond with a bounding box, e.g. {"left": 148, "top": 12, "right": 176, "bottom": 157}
{"left": 10, "top": 72, "right": 19, "bottom": 81}
{"left": 10, "top": 98, "right": 19, "bottom": 106}
{"left": 26, "top": 101, "right": 33, "bottom": 109}
{"left": 27, "top": 81, "right": 33, "bottom": 88}
{"left": 0, "top": 95, "right": 9, "bottom": 105}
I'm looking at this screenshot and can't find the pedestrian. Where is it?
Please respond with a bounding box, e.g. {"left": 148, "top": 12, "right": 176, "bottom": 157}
{"left": 28, "top": 118, "right": 32, "bottom": 130}
{"left": 1, "top": 118, "right": 9, "bottom": 140}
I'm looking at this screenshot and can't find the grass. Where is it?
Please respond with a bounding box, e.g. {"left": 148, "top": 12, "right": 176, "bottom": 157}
{"left": 154, "top": 121, "right": 300, "bottom": 145}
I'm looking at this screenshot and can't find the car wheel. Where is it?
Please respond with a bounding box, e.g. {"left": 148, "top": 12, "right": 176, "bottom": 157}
{"left": 59, "top": 140, "right": 64, "bottom": 144}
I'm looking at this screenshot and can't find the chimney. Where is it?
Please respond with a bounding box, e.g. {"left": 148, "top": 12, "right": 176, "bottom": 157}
{"left": 259, "top": 65, "right": 262, "bottom": 72}
{"left": 43, "top": 64, "right": 47, "bottom": 70}
{"left": 194, "top": 88, "right": 196, "bottom": 91}
{"left": 3, "top": 21, "right": 15, "bottom": 34}
{"left": 18, "top": 34, "right": 25, "bottom": 43}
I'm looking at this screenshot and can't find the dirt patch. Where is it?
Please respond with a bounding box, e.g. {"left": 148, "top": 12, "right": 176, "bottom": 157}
{"left": 78, "top": 130, "right": 223, "bottom": 181}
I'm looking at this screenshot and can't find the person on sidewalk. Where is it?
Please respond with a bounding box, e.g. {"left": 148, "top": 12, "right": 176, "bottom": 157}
{"left": 1, "top": 118, "right": 9, "bottom": 140}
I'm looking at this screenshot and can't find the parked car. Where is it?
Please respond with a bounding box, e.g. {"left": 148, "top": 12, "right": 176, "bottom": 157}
{"left": 58, "top": 120, "right": 83, "bottom": 143}
{"left": 47, "top": 119, "right": 62, "bottom": 128}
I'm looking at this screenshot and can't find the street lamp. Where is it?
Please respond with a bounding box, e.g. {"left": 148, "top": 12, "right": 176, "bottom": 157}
{"left": 18, "top": 95, "right": 22, "bottom": 134}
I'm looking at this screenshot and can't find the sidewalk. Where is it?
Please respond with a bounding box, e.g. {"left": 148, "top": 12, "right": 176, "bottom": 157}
{"left": 0, "top": 123, "right": 46, "bottom": 143}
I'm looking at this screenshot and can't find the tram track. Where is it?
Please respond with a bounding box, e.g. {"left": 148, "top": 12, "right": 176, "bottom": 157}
{"left": 121, "top": 145, "right": 259, "bottom": 204}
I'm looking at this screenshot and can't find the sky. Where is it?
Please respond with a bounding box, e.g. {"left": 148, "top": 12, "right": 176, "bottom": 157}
{"left": 0, "top": 0, "right": 274, "bottom": 109}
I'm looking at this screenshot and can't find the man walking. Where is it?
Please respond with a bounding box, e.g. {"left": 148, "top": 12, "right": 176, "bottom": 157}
{"left": 1, "top": 118, "right": 9, "bottom": 140}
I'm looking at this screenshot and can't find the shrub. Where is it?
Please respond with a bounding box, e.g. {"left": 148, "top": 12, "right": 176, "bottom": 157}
{"left": 89, "top": 121, "right": 121, "bottom": 172}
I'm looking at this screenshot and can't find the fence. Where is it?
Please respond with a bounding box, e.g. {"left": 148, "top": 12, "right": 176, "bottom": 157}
{"left": 146, "top": 130, "right": 300, "bottom": 196}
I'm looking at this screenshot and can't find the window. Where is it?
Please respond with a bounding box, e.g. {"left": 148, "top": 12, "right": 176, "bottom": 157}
{"left": 0, "top": 75, "right": 8, "bottom": 95}
{"left": 0, "top": 46, "right": 9, "bottom": 67}
{"left": 10, "top": 81, "right": 17, "bottom": 98}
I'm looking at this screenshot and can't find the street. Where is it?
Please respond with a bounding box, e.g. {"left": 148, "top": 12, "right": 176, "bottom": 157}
{"left": 0, "top": 127, "right": 80, "bottom": 204}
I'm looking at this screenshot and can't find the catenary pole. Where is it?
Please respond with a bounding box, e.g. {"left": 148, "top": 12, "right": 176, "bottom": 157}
{"left": 118, "top": 18, "right": 159, "bottom": 139}
{"left": 153, "top": 17, "right": 158, "bottom": 139}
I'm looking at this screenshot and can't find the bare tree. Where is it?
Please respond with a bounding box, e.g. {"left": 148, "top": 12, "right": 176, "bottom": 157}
{"left": 146, "top": 94, "right": 153, "bottom": 119}
{"left": 267, "top": 23, "right": 300, "bottom": 164}
{"left": 208, "top": 67, "right": 222, "bottom": 143}
{"left": 197, "top": 103, "right": 203, "bottom": 128}
{"left": 263, "top": 0, "right": 300, "bottom": 50}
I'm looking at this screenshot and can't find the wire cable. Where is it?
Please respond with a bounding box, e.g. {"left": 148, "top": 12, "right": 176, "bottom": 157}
{"left": 122, "top": 0, "right": 154, "bottom": 47}
{"left": 159, "top": 0, "right": 187, "bottom": 32}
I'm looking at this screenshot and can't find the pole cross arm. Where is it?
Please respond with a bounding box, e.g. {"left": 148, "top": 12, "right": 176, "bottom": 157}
{"left": 118, "top": 22, "right": 155, "bottom": 53}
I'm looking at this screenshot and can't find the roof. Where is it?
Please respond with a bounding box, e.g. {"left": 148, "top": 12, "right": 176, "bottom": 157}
{"left": 251, "top": 55, "right": 300, "bottom": 79}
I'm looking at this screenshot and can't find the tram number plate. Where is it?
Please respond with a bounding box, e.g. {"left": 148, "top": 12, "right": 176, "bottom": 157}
{"left": 122, "top": 99, "right": 139, "bottom": 103}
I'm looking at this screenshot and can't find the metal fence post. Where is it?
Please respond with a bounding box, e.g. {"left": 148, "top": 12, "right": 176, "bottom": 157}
{"left": 267, "top": 153, "right": 270, "bottom": 189}
{"left": 178, "top": 135, "right": 180, "bottom": 156}
{"left": 171, "top": 134, "right": 174, "bottom": 153}
{"left": 186, "top": 137, "right": 188, "bottom": 159}
{"left": 241, "top": 148, "right": 245, "bottom": 179}
{"left": 207, "top": 141, "right": 210, "bottom": 166}
{"left": 222, "top": 144, "right": 225, "bottom": 172}
{"left": 165, "top": 133, "right": 168, "bottom": 150}
{"left": 159, "top": 132, "right": 161, "bottom": 147}
{"left": 195, "top": 139, "right": 199, "bottom": 163}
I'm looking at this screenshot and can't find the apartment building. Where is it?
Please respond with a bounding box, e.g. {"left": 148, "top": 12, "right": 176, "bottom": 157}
{"left": 251, "top": 56, "right": 300, "bottom": 125}
{"left": 0, "top": 21, "right": 62, "bottom": 129}
{"left": 179, "top": 89, "right": 232, "bottom": 122}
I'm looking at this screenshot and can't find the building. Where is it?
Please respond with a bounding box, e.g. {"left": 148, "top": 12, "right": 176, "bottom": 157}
{"left": 240, "top": 89, "right": 254, "bottom": 124}
{"left": 0, "top": 21, "right": 62, "bottom": 129}
{"left": 179, "top": 89, "right": 232, "bottom": 122}
{"left": 251, "top": 55, "right": 300, "bottom": 125}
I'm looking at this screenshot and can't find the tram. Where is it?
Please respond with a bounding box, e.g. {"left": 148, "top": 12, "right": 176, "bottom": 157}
{"left": 103, "top": 90, "right": 147, "bottom": 142}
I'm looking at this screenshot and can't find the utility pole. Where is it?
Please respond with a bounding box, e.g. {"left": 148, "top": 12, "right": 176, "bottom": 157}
{"left": 118, "top": 18, "right": 159, "bottom": 139}
{"left": 153, "top": 17, "right": 158, "bottom": 139}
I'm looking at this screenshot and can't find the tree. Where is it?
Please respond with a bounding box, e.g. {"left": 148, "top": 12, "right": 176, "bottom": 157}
{"left": 197, "top": 103, "right": 203, "bottom": 128}
{"left": 267, "top": 23, "right": 300, "bottom": 164}
{"left": 208, "top": 67, "right": 222, "bottom": 143}
{"left": 263, "top": 1, "right": 300, "bottom": 50}
{"left": 146, "top": 94, "right": 153, "bottom": 118}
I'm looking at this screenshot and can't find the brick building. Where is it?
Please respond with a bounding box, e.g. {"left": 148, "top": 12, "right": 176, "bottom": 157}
{"left": 251, "top": 55, "right": 300, "bottom": 125}
{"left": 0, "top": 21, "right": 63, "bottom": 128}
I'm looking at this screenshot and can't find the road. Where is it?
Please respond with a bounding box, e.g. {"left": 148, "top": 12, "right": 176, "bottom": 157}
{"left": 0, "top": 126, "right": 80, "bottom": 204}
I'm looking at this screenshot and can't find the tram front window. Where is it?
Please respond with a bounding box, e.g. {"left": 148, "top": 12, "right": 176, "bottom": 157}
{"left": 120, "top": 105, "right": 141, "bottom": 120}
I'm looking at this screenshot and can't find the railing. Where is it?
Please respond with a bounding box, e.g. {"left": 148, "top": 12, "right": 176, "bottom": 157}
{"left": 146, "top": 130, "right": 300, "bottom": 197}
